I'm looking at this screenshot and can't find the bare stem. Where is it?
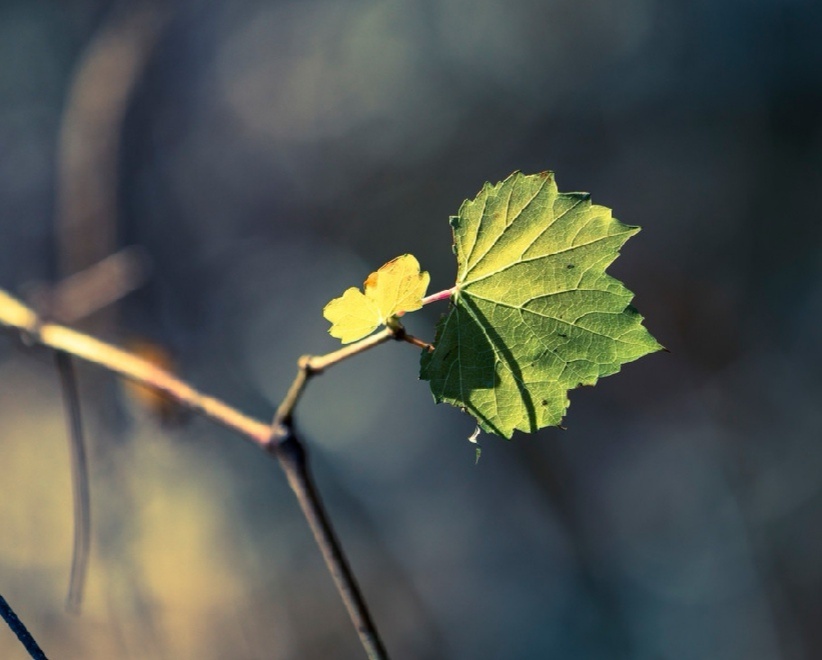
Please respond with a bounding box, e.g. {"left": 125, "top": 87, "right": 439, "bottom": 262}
{"left": 0, "top": 594, "right": 48, "bottom": 660}
{"left": 0, "top": 287, "right": 392, "bottom": 658}
{"left": 271, "top": 432, "right": 388, "bottom": 660}
{"left": 273, "top": 328, "right": 396, "bottom": 427}
{"left": 0, "top": 288, "right": 272, "bottom": 446}
{"left": 400, "top": 333, "right": 434, "bottom": 352}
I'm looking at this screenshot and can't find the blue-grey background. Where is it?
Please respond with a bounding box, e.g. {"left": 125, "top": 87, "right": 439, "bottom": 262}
{"left": 1, "top": 0, "right": 821, "bottom": 658}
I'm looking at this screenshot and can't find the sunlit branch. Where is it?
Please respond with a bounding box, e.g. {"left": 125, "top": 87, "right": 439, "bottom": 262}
{"left": 0, "top": 287, "right": 392, "bottom": 659}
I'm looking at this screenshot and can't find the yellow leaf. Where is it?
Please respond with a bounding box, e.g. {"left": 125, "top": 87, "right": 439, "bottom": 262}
{"left": 322, "top": 287, "right": 381, "bottom": 344}
{"left": 323, "top": 254, "right": 430, "bottom": 343}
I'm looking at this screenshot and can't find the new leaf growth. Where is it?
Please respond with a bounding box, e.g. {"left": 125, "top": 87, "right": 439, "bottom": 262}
{"left": 323, "top": 172, "right": 662, "bottom": 439}
{"left": 323, "top": 254, "right": 430, "bottom": 343}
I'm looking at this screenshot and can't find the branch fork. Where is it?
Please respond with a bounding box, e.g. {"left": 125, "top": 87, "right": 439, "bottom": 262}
{"left": 0, "top": 287, "right": 439, "bottom": 660}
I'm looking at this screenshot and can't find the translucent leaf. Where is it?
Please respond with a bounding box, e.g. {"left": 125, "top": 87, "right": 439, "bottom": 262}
{"left": 420, "top": 171, "right": 662, "bottom": 438}
{"left": 324, "top": 254, "right": 430, "bottom": 343}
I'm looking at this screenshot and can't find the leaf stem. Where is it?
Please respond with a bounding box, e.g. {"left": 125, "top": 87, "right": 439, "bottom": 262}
{"left": 421, "top": 288, "right": 455, "bottom": 306}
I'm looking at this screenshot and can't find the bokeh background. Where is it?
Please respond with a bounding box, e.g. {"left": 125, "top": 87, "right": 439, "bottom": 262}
{"left": 1, "top": 0, "right": 821, "bottom": 658}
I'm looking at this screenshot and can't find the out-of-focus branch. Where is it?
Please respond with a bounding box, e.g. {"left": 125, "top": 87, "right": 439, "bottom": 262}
{"left": 0, "top": 288, "right": 272, "bottom": 446}
{"left": 56, "top": 3, "right": 167, "bottom": 280}
{"left": 24, "top": 246, "right": 150, "bottom": 613}
{"left": 54, "top": 352, "right": 91, "bottom": 613}
{"left": 53, "top": 0, "right": 169, "bottom": 617}
{"left": 30, "top": 247, "right": 150, "bottom": 325}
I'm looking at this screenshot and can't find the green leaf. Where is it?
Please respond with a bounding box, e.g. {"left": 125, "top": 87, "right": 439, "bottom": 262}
{"left": 420, "top": 171, "right": 662, "bottom": 438}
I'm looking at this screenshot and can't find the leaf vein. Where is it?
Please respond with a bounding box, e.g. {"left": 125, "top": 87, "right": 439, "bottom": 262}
{"left": 466, "top": 175, "right": 547, "bottom": 277}
{"left": 463, "top": 231, "right": 629, "bottom": 287}
{"left": 467, "top": 293, "right": 646, "bottom": 347}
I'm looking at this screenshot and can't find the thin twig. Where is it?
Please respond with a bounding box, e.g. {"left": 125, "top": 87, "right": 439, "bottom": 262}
{"left": 43, "top": 3, "right": 393, "bottom": 654}
{"left": 0, "top": 594, "right": 48, "bottom": 660}
{"left": 0, "top": 290, "right": 416, "bottom": 449}
{"left": 0, "top": 288, "right": 272, "bottom": 445}
{"left": 268, "top": 325, "right": 423, "bottom": 657}
{"left": 273, "top": 328, "right": 396, "bottom": 427}
{"left": 54, "top": 352, "right": 91, "bottom": 613}
{"left": 399, "top": 333, "right": 434, "bottom": 352}
{"left": 271, "top": 432, "right": 388, "bottom": 660}
{"left": 0, "top": 288, "right": 413, "bottom": 658}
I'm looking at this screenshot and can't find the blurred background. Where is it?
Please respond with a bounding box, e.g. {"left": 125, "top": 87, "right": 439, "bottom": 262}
{"left": 1, "top": 0, "right": 821, "bottom": 658}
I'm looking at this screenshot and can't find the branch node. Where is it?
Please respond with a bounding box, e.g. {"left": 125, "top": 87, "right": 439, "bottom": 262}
{"left": 263, "top": 421, "right": 290, "bottom": 452}
{"left": 386, "top": 317, "right": 405, "bottom": 339}
{"left": 272, "top": 429, "right": 307, "bottom": 471}
{"left": 298, "top": 354, "right": 322, "bottom": 375}
{"left": 388, "top": 320, "right": 433, "bottom": 352}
